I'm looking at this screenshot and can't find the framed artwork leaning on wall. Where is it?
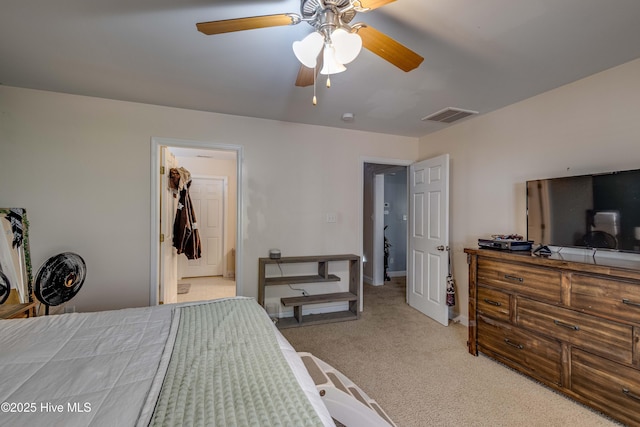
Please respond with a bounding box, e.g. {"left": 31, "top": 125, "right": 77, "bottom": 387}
{"left": 0, "top": 208, "right": 33, "bottom": 305}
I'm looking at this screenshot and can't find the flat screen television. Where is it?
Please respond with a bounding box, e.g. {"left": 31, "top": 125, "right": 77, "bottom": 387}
{"left": 527, "top": 168, "right": 640, "bottom": 253}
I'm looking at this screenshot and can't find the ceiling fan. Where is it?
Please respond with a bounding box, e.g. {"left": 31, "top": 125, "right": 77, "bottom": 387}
{"left": 196, "top": 0, "right": 424, "bottom": 90}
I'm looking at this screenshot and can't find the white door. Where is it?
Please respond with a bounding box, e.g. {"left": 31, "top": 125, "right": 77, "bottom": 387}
{"left": 408, "top": 154, "right": 450, "bottom": 326}
{"left": 179, "top": 177, "right": 225, "bottom": 277}
{"left": 160, "top": 147, "right": 179, "bottom": 304}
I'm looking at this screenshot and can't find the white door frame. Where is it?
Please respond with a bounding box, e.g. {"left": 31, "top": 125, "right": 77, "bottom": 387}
{"left": 160, "top": 146, "right": 179, "bottom": 305}
{"left": 372, "top": 174, "right": 385, "bottom": 285}
{"left": 359, "top": 156, "right": 414, "bottom": 311}
{"left": 150, "top": 137, "right": 243, "bottom": 306}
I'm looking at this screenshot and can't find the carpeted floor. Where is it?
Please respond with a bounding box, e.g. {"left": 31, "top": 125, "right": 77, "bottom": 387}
{"left": 280, "top": 278, "right": 621, "bottom": 427}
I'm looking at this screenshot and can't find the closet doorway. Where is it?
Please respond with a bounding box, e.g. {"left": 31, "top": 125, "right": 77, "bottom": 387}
{"left": 362, "top": 162, "right": 409, "bottom": 288}
{"left": 150, "top": 138, "right": 243, "bottom": 306}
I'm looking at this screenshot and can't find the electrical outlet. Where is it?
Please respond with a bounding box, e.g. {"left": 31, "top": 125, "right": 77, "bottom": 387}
{"left": 64, "top": 306, "right": 76, "bottom": 313}
{"left": 326, "top": 213, "right": 337, "bottom": 223}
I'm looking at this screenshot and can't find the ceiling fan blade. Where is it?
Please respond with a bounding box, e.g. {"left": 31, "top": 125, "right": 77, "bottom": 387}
{"left": 356, "top": 0, "right": 397, "bottom": 11}
{"left": 358, "top": 26, "right": 424, "bottom": 72}
{"left": 295, "top": 53, "right": 323, "bottom": 87}
{"left": 295, "top": 66, "right": 315, "bottom": 87}
{"left": 197, "top": 14, "right": 299, "bottom": 35}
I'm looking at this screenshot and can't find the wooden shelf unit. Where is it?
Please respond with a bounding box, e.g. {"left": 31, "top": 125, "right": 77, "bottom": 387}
{"left": 258, "top": 254, "right": 360, "bottom": 328}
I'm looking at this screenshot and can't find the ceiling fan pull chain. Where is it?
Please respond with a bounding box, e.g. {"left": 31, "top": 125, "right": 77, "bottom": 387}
{"left": 313, "top": 65, "right": 318, "bottom": 105}
{"left": 326, "top": 75, "right": 331, "bottom": 88}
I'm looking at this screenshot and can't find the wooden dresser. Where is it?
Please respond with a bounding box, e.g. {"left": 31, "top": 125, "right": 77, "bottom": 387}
{"left": 466, "top": 248, "right": 640, "bottom": 426}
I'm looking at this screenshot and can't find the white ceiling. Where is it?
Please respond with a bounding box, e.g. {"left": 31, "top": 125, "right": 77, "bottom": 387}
{"left": 3, "top": 0, "right": 640, "bottom": 137}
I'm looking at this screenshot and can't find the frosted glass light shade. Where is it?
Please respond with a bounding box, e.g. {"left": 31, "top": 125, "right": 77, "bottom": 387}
{"left": 292, "top": 32, "right": 324, "bottom": 68}
{"left": 332, "top": 28, "right": 362, "bottom": 65}
{"left": 320, "top": 45, "right": 346, "bottom": 75}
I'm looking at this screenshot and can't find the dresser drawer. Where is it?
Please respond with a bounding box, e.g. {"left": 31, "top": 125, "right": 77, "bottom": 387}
{"left": 478, "top": 315, "right": 562, "bottom": 385}
{"left": 571, "top": 273, "right": 640, "bottom": 323}
{"left": 517, "top": 297, "right": 633, "bottom": 365}
{"left": 478, "top": 286, "right": 510, "bottom": 322}
{"left": 478, "top": 258, "right": 561, "bottom": 303}
{"left": 572, "top": 348, "right": 640, "bottom": 426}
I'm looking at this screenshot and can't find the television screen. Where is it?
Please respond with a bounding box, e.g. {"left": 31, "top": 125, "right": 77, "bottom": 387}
{"left": 527, "top": 169, "right": 640, "bottom": 253}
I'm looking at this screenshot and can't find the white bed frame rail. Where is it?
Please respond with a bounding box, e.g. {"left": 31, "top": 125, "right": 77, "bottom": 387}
{"left": 299, "top": 353, "right": 396, "bottom": 427}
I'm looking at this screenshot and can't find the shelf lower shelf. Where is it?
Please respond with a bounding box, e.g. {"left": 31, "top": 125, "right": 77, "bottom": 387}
{"left": 276, "top": 310, "right": 358, "bottom": 329}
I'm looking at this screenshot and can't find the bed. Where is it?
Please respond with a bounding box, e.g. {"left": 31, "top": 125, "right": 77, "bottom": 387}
{"left": 0, "top": 297, "right": 335, "bottom": 427}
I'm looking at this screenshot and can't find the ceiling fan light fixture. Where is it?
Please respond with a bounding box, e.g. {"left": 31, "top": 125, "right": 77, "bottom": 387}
{"left": 331, "top": 28, "right": 362, "bottom": 65}
{"left": 197, "top": 0, "right": 425, "bottom": 91}
{"left": 292, "top": 31, "right": 324, "bottom": 68}
{"left": 320, "top": 45, "right": 346, "bottom": 75}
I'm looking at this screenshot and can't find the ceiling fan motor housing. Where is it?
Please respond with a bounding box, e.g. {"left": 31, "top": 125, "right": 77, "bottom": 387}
{"left": 302, "top": 0, "right": 357, "bottom": 28}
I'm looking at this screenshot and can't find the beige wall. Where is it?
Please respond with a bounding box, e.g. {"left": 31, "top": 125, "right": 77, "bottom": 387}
{"left": 419, "top": 58, "right": 640, "bottom": 323}
{"left": 5, "top": 56, "right": 638, "bottom": 316}
{"left": 0, "top": 86, "right": 418, "bottom": 312}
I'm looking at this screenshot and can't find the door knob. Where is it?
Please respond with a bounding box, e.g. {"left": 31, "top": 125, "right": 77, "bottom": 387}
{"left": 437, "top": 245, "right": 446, "bottom": 251}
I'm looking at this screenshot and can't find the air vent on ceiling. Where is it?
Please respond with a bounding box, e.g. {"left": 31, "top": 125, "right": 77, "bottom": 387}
{"left": 422, "top": 107, "right": 478, "bottom": 124}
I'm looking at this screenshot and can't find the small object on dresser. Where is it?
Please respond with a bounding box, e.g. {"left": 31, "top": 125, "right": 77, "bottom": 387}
{"left": 533, "top": 244, "right": 552, "bottom": 256}
{"left": 478, "top": 238, "right": 532, "bottom": 251}
{"left": 491, "top": 234, "right": 524, "bottom": 241}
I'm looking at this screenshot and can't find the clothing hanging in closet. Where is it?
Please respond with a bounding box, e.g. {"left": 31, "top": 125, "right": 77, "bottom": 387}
{"left": 170, "top": 167, "right": 202, "bottom": 260}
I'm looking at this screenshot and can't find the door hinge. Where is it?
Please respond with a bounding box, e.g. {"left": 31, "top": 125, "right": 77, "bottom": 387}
{"left": 160, "top": 166, "right": 165, "bottom": 174}
{"left": 160, "top": 233, "right": 165, "bottom": 243}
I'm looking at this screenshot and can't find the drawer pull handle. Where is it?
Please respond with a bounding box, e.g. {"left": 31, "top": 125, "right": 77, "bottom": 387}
{"left": 504, "top": 274, "right": 523, "bottom": 283}
{"left": 622, "top": 298, "right": 640, "bottom": 308}
{"left": 483, "top": 298, "right": 502, "bottom": 307}
{"left": 553, "top": 320, "right": 580, "bottom": 331}
{"left": 623, "top": 388, "right": 640, "bottom": 401}
{"left": 504, "top": 339, "right": 524, "bottom": 350}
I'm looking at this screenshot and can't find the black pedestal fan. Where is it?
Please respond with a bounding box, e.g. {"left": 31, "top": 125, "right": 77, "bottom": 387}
{"left": 34, "top": 252, "right": 86, "bottom": 315}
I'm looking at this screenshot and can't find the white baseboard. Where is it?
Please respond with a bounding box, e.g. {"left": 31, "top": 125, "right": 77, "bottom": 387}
{"left": 365, "top": 272, "right": 404, "bottom": 286}
{"left": 364, "top": 274, "right": 398, "bottom": 286}
{"left": 388, "top": 270, "right": 406, "bottom": 277}
{"left": 451, "top": 314, "right": 468, "bottom": 326}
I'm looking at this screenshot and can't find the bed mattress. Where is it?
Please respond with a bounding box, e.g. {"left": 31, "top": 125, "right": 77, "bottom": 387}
{"left": 0, "top": 297, "right": 334, "bottom": 427}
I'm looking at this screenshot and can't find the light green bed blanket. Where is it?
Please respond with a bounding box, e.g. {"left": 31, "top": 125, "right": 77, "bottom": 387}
{"left": 149, "top": 298, "right": 324, "bottom": 427}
